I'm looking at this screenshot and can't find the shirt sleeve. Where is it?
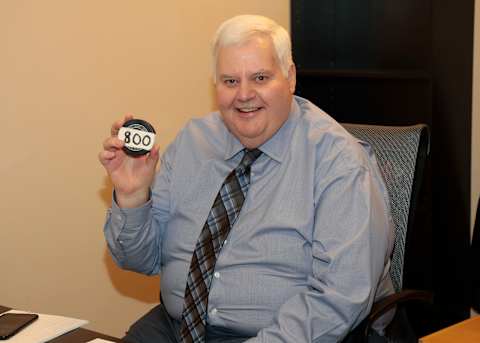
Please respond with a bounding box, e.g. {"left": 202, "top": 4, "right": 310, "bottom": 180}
{"left": 246, "top": 164, "right": 393, "bottom": 343}
{"left": 103, "top": 143, "right": 175, "bottom": 276}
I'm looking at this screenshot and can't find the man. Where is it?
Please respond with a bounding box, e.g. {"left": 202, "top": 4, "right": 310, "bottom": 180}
{"left": 99, "top": 15, "right": 394, "bottom": 343}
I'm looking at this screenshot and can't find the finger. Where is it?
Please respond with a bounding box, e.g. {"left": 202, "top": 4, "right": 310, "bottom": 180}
{"left": 110, "top": 114, "right": 134, "bottom": 137}
{"left": 150, "top": 144, "right": 160, "bottom": 158}
{"left": 111, "top": 118, "right": 124, "bottom": 137}
{"left": 147, "top": 145, "right": 160, "bottom": 166}
{"left": 98, "top": 150, "right": 116, "bottom": 165}
{"left": 111, "top": 120, "right": 121, "bottom": 137}
{"left": 103, "top": 136, "right": 124, "bottom": 151}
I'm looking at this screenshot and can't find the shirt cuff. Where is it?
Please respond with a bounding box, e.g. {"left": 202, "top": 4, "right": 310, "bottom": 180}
{"left": 111, "top": 190, "right": 152, "bottom": 229}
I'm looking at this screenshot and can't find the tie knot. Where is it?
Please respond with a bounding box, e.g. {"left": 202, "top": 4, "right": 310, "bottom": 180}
{"left": 238, "top": 148, "right": 262, "bottom": 170}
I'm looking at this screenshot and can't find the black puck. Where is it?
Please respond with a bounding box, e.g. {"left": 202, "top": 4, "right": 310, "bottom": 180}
{"left": 120, "top": 119, "right": 156, "bottom": 157}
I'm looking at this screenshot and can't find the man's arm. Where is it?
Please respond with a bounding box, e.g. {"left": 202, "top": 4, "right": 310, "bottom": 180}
{"left": 248, "top": 165, "right": 393, "bottom": 342}
{"left": 102, "top": 143, "right": 175, "bottom": 276}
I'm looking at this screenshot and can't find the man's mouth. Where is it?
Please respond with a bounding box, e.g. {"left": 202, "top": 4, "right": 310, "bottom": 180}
{"left": 236, "top": 107, "right": 262, "bottom": 113}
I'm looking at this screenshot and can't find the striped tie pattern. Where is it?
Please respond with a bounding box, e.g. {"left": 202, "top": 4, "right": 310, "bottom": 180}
{"left": 180, "top": 149, "right": 262, "bottom": 343}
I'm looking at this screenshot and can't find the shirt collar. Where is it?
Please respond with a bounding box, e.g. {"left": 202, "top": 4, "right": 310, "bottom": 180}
{"left": 224, "top": 132, "right": 246, "bottom": 161}
{"left": 223, "top": 97, "right": 301, "bottom": 163}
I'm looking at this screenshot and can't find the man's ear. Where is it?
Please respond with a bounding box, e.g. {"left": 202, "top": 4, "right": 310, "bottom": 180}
{"left": 287, "top": 64, "right": 296, "bottom": 94}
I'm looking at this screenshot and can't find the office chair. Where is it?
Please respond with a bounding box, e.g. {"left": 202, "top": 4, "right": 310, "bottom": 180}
{"left": 341, "top": 123, "right": 432, "bottom": 342}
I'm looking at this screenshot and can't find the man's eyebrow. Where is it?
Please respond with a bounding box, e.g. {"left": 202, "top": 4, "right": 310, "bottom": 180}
{"left": 253, "top": 69, "right": 272, "bottom": 76}
{"left": 219, "top": 74, "right": 236, "bottom": 80}
{"left": 218, "top": 70, "right": 272, "bottom": 80}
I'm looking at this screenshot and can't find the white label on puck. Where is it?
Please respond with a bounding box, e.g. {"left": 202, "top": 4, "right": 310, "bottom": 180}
{"left": 118, "top": 127, "right": 155, "bottom": 151}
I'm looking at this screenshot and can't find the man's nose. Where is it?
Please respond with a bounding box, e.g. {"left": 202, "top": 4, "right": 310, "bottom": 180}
{"left": 237, "top": 81, "right": 256, "bottom": 101}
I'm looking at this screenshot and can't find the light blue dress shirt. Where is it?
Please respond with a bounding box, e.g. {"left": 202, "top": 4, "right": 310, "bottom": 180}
{"left": 104, "top": 96, "right": 394, "bottom": 342}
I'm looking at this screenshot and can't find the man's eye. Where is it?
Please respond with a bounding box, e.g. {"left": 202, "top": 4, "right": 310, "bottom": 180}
{"left": 256, "top": 75, "right": 268, "bottom": 82}
{"left": 224, "top": 79, "right": 237, "bottom": 86}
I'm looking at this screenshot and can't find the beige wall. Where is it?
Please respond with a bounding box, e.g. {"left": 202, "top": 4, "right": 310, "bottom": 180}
{"left": 0, "top": 1, "right": 289, "bottom": 337}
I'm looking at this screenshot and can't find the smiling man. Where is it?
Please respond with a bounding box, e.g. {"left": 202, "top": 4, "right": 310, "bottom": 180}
{"left": 100, "top": 15, "right": 394, "bottom": 343}
{"left": 215, "top": 33, "right": 295, "bottom": 149}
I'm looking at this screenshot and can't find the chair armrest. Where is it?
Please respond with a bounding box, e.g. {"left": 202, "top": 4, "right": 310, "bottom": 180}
{"left": 362, "top": 289, "right": 433, "bottom": 337}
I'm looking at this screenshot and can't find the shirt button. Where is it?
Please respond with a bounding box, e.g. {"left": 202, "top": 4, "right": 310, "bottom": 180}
{"left": 210, "top": 308, "right": 217, "bottom": 315}
{"left": 214, "top": 272, "right": 220, "bottom": 279}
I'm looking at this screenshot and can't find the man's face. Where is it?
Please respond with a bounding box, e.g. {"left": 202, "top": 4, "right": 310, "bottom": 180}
{"left": 215, "top": 35, "right": 296, "bottom": 149}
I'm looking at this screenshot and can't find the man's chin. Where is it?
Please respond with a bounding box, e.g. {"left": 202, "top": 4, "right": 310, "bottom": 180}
{"left": 234, "top": 131, "right": 268, "bottom": 148}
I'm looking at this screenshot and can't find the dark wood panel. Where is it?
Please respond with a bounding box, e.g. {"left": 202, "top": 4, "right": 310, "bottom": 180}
{"left": 292, "top": 0, "right": 474, "bottom": 336}
{"left": 430, "top": 0, "right": 474, "bottom": 328}
{"left": 292, "top": 0, "right": 431, "bottom": 70}
{"left": 296, "top": 75, "right": 432, "bottom": 126}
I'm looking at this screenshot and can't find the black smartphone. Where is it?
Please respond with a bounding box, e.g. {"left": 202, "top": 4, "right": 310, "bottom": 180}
{"left": 0, "top": 313, "right": 39, "bottom": 340}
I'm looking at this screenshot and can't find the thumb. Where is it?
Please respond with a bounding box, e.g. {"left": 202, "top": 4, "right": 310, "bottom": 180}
{"left": 147, "top": 145, "right": 160, "bottom": 168}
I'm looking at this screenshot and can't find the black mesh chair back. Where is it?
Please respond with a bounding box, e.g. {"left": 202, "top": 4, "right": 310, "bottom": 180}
{"left": 342, "top": 123, "right": 429, "bottom": 293}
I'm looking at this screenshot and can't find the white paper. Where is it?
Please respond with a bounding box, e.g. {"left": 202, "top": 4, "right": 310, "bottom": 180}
{"left": 3, "top": 309, "right": 88, "bottom": 343}
{"left": 87, "top": 339, "right": 116, "bottom": 343}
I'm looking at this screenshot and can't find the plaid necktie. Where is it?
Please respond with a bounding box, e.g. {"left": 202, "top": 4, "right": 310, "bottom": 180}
{"left": 180, "top": 148, "right": 262, "bottom": 343}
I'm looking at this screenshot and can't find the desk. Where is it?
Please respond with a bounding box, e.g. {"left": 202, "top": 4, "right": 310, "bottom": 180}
{"left": 0, "top": 305, "right": 122, "bottom": 342}
{"left": 420, "top": 315, "right": 480, "bottom": 342}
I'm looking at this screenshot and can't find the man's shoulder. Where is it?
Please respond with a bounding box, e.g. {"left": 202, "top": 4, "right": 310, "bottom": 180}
{"left": 163, "top": 111, "right": 228, "bottom": 163}
{"left": 175, "top": 111, "right": 227, "bottom": 145}
{"left": 294, "top": 96, "right": 372, "bottom": 172}
{"left": 184, "top": 111, "right": 225, "bottom": 133}
{"left": 294, "top": 96, "right": 353, "bottom": 149}
{"left": 295, "top": 96, "right": 346, "bottom": 138}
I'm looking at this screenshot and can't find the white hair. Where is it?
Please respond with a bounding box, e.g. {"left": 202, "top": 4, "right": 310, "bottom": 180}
{"left": 211, "top": 15, "right": 294, "bottom": 80}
